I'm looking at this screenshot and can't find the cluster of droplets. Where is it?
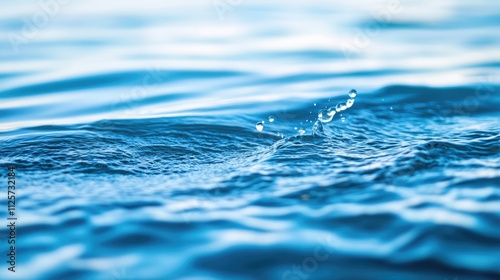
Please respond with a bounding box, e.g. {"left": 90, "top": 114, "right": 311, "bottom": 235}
{"left": 318, "top": 89, "right": 357, "bottom": 123}
{"left": 256, "top": 115, "right": 285, "bottom": 137}
{"left": 255, "top": 89, "right": 357, "bottom": 136}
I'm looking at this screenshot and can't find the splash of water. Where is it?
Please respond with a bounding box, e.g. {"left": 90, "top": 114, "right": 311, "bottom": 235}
{"left": 255, "top": 89, "right": 357, "bottom": 135}
{"left": 318, "top": 89, "right": 357, "bottom": 124}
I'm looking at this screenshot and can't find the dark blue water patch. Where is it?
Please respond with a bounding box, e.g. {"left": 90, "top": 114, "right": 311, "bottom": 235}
{"left": 470, "top": 61, "right": 500, "bottom": 68}
{"left": 257, "top": 69, "right": 413, "bottom": 85}
{"left": 0, "top": 69, "right": 250, "bottom": 98}
{"left": 1, "top": 71, "right": 145, "bottom": 97}
{"left": 0, "top": 72, "right": 28, "bottom": 81}
{"left": 1, "top": 83, "right": 499, "bottom": 279}
{"left": 255, "top": 49, "right": 346, "bottom": 60}
{"left": 358, "top": 20, "right": 432, "bottom": 30}
{"left": 358, "top": 14, "right": 500, "bottom": 31}
{"left": 369, "top": 85, "right": 500, "bottom": 116}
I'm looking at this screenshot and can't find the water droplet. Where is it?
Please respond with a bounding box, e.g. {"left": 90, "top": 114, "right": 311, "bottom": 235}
{"left": 341, "top": 117, "right": 346, "bottom": 122}
{"left": 390, "top": 106, "right": 393, "bottom": 110}
{"left": 348, "top": 89, "right": 357, "bottom": 98}
{"left": 314, "top": 103, "right": 316, "bottom": 106}
{"left": 294, "top": 127, "right": 297, "bottom": 130}
{"left": 268, "top": 116, "right": 275, "bottom": 122}
{"left": 346, "top": 98, "right": 355, "bottom": 108}
{"left": 327, "top": 107, "right": 336, "bottom": 116}
{"left": 256, "top": 122, "right": 264, "bottom": 132}
{"left": 318, "top": 109, "right": 333, "bottom": 123}
{"left": 277, "top": 132, "right": 281, "bottom": 137}
{"left": 336, "top": 103, "right": 347, "bottom": 112}
{"left": 298, "top": 128, "right": 305, "bottom": 135}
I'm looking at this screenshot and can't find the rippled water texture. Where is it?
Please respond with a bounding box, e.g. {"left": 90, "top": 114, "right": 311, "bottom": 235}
{"left": 1, "top": 0, "right": 500, "bottom": 279}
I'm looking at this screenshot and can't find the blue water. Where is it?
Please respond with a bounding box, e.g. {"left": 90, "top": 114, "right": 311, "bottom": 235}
{"left": 1, "top": 0, "right": 500, "bottom": 279}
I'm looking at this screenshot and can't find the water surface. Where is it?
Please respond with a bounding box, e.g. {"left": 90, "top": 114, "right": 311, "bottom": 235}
{"left": 0, "top": 0, "right": 499, "bottom": 279}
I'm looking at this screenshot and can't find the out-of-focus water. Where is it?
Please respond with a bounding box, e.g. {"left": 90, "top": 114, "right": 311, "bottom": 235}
{"left": 1, "top": 0, "right": 499, "bottom": 279}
